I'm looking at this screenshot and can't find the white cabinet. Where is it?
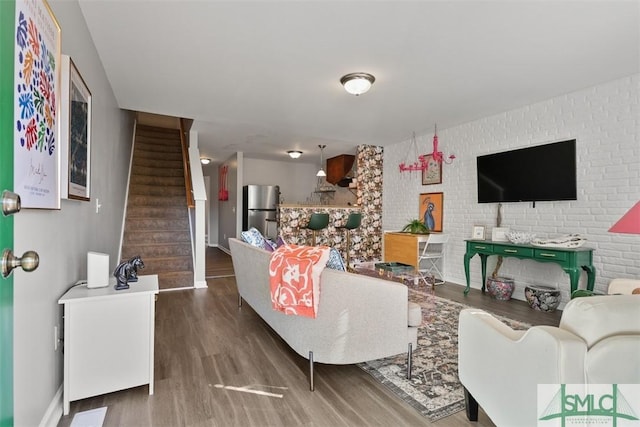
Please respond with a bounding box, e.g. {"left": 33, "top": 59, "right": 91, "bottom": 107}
{"left": 58, "top": 275, "right": 159, "bottom": 415}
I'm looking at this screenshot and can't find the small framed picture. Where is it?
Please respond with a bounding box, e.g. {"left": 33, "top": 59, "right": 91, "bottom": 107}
{"left": 491, "top": 227, "right": 510, "bottom": 242}
{"left": 421, "top": 154, "right": 442, "bottom": 185}
{"left": 471, "top": 225, "right": 485, "bottom": 240}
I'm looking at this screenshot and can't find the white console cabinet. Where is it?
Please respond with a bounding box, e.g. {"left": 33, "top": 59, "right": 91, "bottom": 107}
{"left": 58, "top": 274, "right": 159, "bottom": 415}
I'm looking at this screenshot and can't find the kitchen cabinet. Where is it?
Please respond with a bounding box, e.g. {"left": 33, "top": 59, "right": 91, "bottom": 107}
{"left": 326, "top": 154, "right": 355, "bottom": 185}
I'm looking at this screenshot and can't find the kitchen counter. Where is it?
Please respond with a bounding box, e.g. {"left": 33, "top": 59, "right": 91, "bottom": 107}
{"left": 277, "top": 205, "right": 364, "bottom": 267}
{"left": 279, "top": 203, "right": 359, "bottom": 209}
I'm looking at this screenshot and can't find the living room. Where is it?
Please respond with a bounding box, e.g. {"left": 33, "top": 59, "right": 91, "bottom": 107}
{"left": 2, "top": 1, "right": 638, "bottom": 427}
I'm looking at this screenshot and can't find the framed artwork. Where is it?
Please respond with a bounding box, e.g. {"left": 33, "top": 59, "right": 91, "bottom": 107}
{"left": 472, "top": 225, "right": 485, "bottom": 240}
{"left": 421, "top": 155, "right": 442, "bottom": 185}
{"left": 14, "top": 0, "right": 61, "bottom": 209}
{"left": 59, "top": 55, "right": 92, "bottom": 200}
{"left": 492, "top": 227, "right": 510, "bottom": 242}
{"left": 419, "top": 192, "right": 443, "bottom": 232}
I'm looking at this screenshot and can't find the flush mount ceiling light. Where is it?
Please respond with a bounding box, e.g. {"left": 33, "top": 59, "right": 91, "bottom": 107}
{"left": 287, "top": 150, "right": 303, "bottom": 159}
{"left": 316, "top": 145, "right": 327, "bottom": 177}
{"left": 200, "top": 158, "right": 211, "bottom": 165}
{"left": 340, "top": 72, "right": 375, "bottom": 96}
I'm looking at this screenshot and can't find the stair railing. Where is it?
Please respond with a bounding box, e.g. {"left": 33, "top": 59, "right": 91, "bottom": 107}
{"left": 179, "top": 118, "right": 195, "bottom": 208}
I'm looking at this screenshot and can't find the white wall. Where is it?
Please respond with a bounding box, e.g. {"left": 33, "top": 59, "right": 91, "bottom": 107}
{"left": 243, "top": 157, "right": 319, "bottom": 204}
{"left": 217, "top": 154, "right": 240, "bottom": 250}
{"left": 383, "top": 75, "right": 640, "bottom": 306}
{"left": 13, "top": 1, "right": 133, "bottom": 424}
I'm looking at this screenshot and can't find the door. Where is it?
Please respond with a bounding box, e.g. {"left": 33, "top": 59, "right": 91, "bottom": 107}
{"left": 1, "top": 1, "right": 16, "bottom": 425}
{"left": 1, "top": 3, "right": 40, "bottom": 425}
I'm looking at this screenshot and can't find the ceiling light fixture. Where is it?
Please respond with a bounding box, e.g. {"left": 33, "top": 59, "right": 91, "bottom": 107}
{"left": 287, "top": 150, "right": 303, "bottom": 159}
{"left": 200, "top": 158, "right": 211, "bottom": 165}
{"left": 340, "top": 72, "right": 375, "bottom": 96}
{"left": 316, "top": 145, "right": 327, "bottom": 177}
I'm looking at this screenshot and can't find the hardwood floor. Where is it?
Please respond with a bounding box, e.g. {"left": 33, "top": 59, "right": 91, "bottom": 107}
{"left": 58, "top": 252, "right": 561, "bottom": 427}
{"left": 205, "top": 246, "right": 235, "bottom": 278}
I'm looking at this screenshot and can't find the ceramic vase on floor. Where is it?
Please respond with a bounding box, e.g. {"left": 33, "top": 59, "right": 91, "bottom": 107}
{"left": 524, "top": 285, "right": 561, "bottom": 312}
{"left": 486, "top": 277, "right": 515, "bottom": 301}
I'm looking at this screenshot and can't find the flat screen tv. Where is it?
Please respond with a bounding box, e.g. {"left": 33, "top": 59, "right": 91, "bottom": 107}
{"left": 477, "top": 139, "right": 577, "bottom": 203}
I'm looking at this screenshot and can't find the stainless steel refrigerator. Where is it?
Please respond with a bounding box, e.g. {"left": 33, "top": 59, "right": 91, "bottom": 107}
{"left": 242, "top": 185, "right": 280, "bottom": 237}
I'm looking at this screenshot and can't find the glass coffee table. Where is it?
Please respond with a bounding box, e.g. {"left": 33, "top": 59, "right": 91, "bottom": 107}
{"left": 353, "top": 261, "right": 435, "bottom": 288}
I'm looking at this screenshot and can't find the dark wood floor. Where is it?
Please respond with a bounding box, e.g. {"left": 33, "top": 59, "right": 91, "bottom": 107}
{"left": 205, "top": 246, "right": 235, "bottom": 278}
{"left": 58, "top": 249, "right": 561, "bottom": 426}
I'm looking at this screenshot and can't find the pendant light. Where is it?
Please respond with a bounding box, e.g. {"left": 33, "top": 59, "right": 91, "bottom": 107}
{"left": 316, "top": 145, "right": 327, "bottom": 177}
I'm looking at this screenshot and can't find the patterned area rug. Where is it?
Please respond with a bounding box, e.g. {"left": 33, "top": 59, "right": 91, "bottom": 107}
{"left": 358, "top": 288, "right": 530, "bottom": 422}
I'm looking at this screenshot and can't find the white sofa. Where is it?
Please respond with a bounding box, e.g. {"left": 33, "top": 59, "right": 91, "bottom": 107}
{"left": 229, "top": 238, "right": 420, "bottom": 390}
{"left": 458, "top": 294, "right": 640, "bottom": 426}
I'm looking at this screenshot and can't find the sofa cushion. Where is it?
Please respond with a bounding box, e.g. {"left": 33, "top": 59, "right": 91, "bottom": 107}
{"left": 586, "top": 335, "right": 640, "bottom": 384}
{"left": 560, "top": 295, "right": 640, "bottom": 348}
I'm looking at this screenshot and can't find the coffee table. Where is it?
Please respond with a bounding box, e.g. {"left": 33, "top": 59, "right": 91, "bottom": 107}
{"left": 353, "top": 261, "right": 433, "bottom": 288}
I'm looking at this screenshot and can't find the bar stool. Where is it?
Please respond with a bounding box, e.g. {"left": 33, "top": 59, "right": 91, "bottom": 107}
{"left": 302, "top": 213, "right": 330, "bottom": 245}
{"left": 336, "top": 212, "right": 362, "bottom": 268}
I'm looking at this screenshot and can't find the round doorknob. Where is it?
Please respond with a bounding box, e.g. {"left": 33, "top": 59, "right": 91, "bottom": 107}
{"left": 1, "top": 249, "right": 39, "bottom": 278}
{"left": 2, "top": 190, "right": 21, "bottom": 216}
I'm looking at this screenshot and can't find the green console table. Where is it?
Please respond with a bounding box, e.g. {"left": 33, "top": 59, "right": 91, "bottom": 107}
{"left": 463, "top": 240, "right": 595, "bottom": 296}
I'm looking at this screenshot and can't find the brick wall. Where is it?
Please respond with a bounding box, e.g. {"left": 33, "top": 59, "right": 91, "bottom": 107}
{"left": 383, "top": 75, "right": 640, "bottom": 306}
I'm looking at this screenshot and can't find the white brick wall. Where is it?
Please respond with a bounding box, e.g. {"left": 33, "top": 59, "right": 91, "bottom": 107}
{"left": 383, "top": 75, "right": 640, "bottom": 307}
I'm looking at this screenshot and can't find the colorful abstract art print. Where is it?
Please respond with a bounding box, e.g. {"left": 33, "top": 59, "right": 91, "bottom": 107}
{"left": 419, "top": 192, "right": 443, "bottom": 232}
{"left": 14, "top": 0, "right": 61, "bottom": 209}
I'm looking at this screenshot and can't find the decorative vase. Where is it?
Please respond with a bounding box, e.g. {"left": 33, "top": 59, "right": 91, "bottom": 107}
{"left": 524, "top": 285, "right": 561, "bottom": 312}
{"left": 486, "top": 277, "right": 515, "bottom": 301}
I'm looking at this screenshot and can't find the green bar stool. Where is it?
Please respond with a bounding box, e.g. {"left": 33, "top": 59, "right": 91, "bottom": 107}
{"left": 336, "top": 212, "right": 362, "bottom": 268}
{"left": 303, "top": 213, "right": 330, "bottom": 245}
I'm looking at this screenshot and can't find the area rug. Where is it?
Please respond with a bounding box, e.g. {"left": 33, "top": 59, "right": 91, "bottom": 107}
{"left": 357, "top": 288, "right": 531, "bottom": 422}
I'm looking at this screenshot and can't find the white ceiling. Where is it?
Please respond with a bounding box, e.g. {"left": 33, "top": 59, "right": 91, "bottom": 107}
{"left": 78, "top": 1, "right": 639, "bottom": 164}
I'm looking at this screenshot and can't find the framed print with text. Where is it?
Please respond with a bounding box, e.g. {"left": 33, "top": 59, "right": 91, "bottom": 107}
{"left": 14, "top": 0, "right": 61, "bottom": 208}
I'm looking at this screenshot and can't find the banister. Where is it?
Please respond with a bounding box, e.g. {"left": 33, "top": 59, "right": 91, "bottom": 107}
{"left": 179, "top": 118, "right": 195, "bottom": 208}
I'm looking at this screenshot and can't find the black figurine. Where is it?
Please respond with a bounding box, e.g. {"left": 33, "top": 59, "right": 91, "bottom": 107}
{"left": 126, "top": 255, "right": 144, "bottom": 282}
{"left": 113, "top": 256, "right": 145, "bottom": 290}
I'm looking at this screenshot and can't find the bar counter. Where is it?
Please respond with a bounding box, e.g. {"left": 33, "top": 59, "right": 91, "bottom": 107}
{"left": 278, "top": 204, "right": 364, "bottom": 265}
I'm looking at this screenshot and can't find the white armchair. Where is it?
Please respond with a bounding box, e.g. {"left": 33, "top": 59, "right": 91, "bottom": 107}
{"left": 608, "top": 278, "right": 640, "bottom": 295}
{"left": 458, "top": 294, "right": 640, "bottom": 426}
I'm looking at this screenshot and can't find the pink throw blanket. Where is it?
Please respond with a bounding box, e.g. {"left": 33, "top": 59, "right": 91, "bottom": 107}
{"left": 269, "top": 244, "right": 330, "bottom": 318}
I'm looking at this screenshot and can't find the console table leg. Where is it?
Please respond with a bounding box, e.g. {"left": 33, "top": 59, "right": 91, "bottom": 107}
{"left": 583, "top": 265, "right": 596, "bottom": 291}
{"left": 567, "top": 268, "right": 581, "bottom": 296}
{"left": 479, "top": 254, "right": 488, "bottom": 292}
{"left": 463, "top": 254, "right": 473, "bottom": 295}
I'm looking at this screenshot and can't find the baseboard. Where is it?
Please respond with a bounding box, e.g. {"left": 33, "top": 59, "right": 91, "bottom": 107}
{"left": 218, "top": 246, "right": 231, "bottom": 255}
{"left": 194, "top": 280, "right": 208, "bottom": 288}
{"left": 39, "top": 384, "right": 62, "bottom": 427}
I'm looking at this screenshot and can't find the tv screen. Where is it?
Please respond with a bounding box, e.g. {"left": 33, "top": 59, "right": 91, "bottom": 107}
{"left": 477, "top": 139, "right": 577, "bottom": 203}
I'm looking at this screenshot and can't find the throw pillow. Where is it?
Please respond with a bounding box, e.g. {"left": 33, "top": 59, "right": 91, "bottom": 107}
{"left": 240, "top": 227, "right": 273, "bottom": 252}
{"left": 276, "top": 235, "right": 287, "bottom": 248}
{"left": 326, "top": 247, "right": 347, "bottom": 271}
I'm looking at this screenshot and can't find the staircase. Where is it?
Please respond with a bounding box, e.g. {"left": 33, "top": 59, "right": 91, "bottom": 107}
{"left": 121, "top": 124, "right": 193, "bottom": 290}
